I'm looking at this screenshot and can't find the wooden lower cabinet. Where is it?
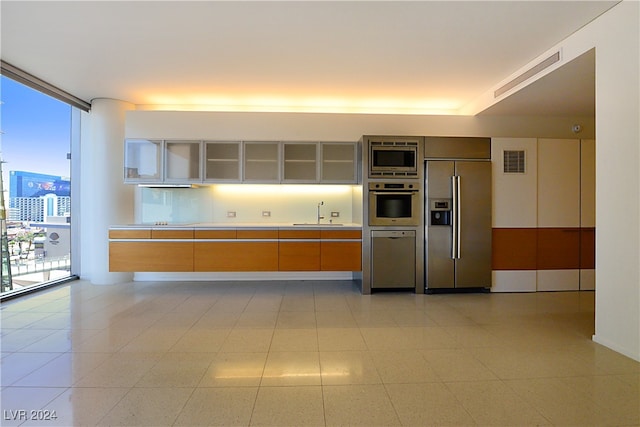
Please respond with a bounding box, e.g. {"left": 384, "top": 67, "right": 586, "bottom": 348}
{"left": 279, "top": 241, "right": 321, "bottom": 271}
{"left": 109, "top": 227, "right": 362, "bottom": 273}
{"left": 194, "top": 241, "right": 278, "bottom": 271}
{"left": 109, "top": 241, "right": 194, "bottom": 272}
{"left": 321, "top": 241, "right": 362, "bottom": 271}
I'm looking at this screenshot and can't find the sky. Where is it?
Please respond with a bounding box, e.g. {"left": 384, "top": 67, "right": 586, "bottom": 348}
{"left": 0, "top": 76, "right": 72, "bottom": 190}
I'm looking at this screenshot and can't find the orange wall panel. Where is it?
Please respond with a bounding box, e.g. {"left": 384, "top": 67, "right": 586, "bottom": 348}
{"left": 537, "top": 228, "right": 581, "bottom": 270}
{"left": 492, "top": 228, "right": 537, "bottom": 270}
{"left": 580, "top": 228, "right": 595, "bottom": 269}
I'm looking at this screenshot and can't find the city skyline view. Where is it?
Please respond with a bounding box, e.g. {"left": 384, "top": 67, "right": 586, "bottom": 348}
{"left": 1, "top": 75, "right": 74, "bottom": 295}
{"left": 1, "top": 76, "right": 72, "bottom": 186}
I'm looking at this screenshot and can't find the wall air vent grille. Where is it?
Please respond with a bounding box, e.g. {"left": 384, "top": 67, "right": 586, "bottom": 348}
{"left": 370, "top": 141, "right": 419, "bottom": 147}
{"left": 494, "top": 51, "right": 561, "bottom": 98}
{"left": 503, "top": 150, "right": 526, "bottom": 174}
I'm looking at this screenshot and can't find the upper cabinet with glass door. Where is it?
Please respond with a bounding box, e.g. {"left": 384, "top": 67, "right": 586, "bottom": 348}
{"left": 164, "top": 140, "right": 202, "bottom": 183}
{"left": 124, "top": 139, "right": 358, "bottom": 184}
{"left": 204, "top": 141, "right": 241, "bottom": 182}
{"left": 244, "top": 142, "right": 280, "bottom": 182}
{"left": 124, "top": 139, "right": 163, "bottom": 183}
{"left": 321, "top": 142, "right": 357, "bottom": 183}
{"left": 283, "top": 143, "right": 318, "bottom": 182}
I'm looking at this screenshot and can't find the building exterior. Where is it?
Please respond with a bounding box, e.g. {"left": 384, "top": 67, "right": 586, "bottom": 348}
{"left": 9, "top": 170, "right": 70, "bottom": 198}
{"left": 8, "top": 194, "right": 71, "bottom": 222}
{"left": 8, "top": 171, "right": 71, "bottom": 222}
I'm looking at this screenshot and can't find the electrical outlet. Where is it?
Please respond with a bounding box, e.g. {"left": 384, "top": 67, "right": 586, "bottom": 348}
{"left": 262, "top": 211, "right": 271, "bottom": 217}
{"left": 331, "top": 211, "right": 340, "bottom": 218}
{"left": 227, "top": 211, "right": 236, "bottom": 218}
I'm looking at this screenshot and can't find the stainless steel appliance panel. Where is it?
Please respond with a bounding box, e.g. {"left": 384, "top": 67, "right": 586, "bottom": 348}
{"left": 425, "top": 160, "right": 491, "bottom": 290}
{"left": 368, "top": 182, "right": 420, "bottom": 226}
{"left": 424, "top": 137, "right": 491, "bottom": 159}
{"left": 426, "top": 161, "right": 455, "bottom": 288}
{"left": 368, "top": 139, "right": 420, "bottom": 178}
{"left": 454, "top": 161, "right": 492, "bottom": 288}
{"left": 371, "top": 230, "right": 416, "bottom": 288}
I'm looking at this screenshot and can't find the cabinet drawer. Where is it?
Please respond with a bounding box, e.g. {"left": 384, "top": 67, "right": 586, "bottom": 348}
{"left": 279, "top": 229, "right": 321, "bottom": 239}
{"left": 237, "top": 230, "right": 278, "bottom": 239}
{"left": 109, "top": 229, "right": 151, "bottom": 239}
{"left": 109, "top": 241, "right": 193, "bottom": 272}
{"left": 320, "top": 229, "right": 362, "bottom": 239}
{"left": 151, "top": 229, "right": 194, "bottom": 239}
{"left": 321, "top": 241, "right": 362, "bottom": 271}
{"left": 194, "top": 241, "right": 278, "bottom": 271}
{"left": 194, "top": 229, "right": 237, "bottom": 239}
{"left": 279, "top": 241, "right": 320, "bottom": 271}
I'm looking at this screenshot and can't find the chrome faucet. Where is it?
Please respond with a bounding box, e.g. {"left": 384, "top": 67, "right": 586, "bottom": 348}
{"left": 317, "top": 201, "right": 325, "bottom": 224}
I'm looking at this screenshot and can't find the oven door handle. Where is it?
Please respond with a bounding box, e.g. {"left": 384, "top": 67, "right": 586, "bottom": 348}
{"left": 370, "top": 191, "right": 418, "bottom": 195}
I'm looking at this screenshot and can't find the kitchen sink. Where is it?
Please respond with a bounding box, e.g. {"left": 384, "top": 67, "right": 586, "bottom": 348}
{"left": 292, "top": 223, "right": 343, "bottom": 226}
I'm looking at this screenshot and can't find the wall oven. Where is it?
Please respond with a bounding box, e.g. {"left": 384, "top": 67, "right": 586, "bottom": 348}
{"left": 369, "top": 141, "right": 419, "bottom": 177}
{"left": 368, "top": 182, "right": 420, "bottom": 226}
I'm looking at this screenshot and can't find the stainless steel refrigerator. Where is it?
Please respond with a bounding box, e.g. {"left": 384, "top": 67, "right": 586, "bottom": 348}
{"left": 425, "top": 160, "right": 492, "bottom": 290}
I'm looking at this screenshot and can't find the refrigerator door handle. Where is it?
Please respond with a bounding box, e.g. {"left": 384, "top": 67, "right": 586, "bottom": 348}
{"left": 456, "top": 175, "right": 462, "bottom": 259}
{"left": 451, "top": 175, "right": 458, "bottom": 259}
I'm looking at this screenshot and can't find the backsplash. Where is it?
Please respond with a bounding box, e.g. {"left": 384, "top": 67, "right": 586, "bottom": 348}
{"left": 137, "top": 185, "right": 361, "bottom": 225}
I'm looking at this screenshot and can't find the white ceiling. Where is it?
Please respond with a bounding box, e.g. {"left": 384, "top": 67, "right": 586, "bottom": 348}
{"left": 1, "top": 1, "right": 616, "bottom": 116}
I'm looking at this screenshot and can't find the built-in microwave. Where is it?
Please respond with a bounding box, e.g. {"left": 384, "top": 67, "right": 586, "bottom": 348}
{"left": 369, "top": 141, "right": 419, "bottom": 178}
{"left": 368, "top": 182, "right": 420, "bottom": 226}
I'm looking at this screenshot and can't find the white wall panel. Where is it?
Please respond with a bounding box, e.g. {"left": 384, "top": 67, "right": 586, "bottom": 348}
{"left": 126, "top": 111, "right": 594, "bottom": 141}
{"left": 537, "top": 270, "right": 580, "bottom": 291}
{"left": 537, "top": 138, "right": 581, "bottom": 227}
{"left": 491, "top": 138, "right": 538, "bottom": 227}
{"left": 580, "top": 269, "right": 595, "bottom": 291}
{"left": 492, "top": 270, "right": 537, "bottom": 292}
{"left": 580, "top": 139, "right": 596, "bottom": 227}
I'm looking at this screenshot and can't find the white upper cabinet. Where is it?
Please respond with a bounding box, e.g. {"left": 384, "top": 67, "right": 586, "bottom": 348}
{"left": 124, "top": 139, "right": 163, "bottom": 183}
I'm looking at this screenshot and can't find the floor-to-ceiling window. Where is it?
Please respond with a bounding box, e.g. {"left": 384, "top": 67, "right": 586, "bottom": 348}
{"left": 0, "top": 75, "right": 76, "bottom": 296}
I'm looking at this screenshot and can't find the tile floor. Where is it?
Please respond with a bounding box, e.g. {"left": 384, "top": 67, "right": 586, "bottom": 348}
{"left": 1, "top": 279, "right": 638, "bottom": 426}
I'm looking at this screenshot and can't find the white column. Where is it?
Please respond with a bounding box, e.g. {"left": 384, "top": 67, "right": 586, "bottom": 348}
{"left": 81, "top": 98, "right": 135, "bottom": 284}
{"left": 590, "top": 1, "right": 640, "bottom": 361}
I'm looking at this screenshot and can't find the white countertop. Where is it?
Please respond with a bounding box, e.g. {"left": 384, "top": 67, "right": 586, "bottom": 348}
{"left": 110, "top": 222, "right": 362, "bottom": 229}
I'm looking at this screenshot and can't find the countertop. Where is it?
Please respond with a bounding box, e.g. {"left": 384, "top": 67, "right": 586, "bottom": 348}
{"left": 110, "top": 222, "right": 362, "bottom": 230}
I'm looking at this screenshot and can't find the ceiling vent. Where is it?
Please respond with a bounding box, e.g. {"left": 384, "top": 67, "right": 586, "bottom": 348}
{"left": 494, "top": 51, "right": 561, "bottom": 99}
